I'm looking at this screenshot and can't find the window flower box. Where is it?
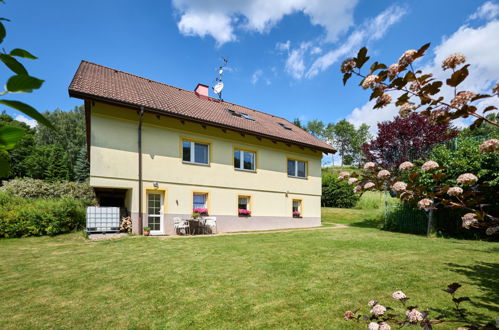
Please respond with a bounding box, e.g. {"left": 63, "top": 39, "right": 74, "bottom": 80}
{"left": 238, "top": 209, "right": 251, "bottom": 217}
{"left": 193, "top": 208, "right": 209, "bottom": 217}
{"left": 293, "top": 211, "right": 302, "bottom": 218}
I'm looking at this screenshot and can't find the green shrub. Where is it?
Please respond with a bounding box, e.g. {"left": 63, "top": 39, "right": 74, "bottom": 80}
{"left": 0, "top": 178, "right": 96, "bottom": 203}
{"left": 0, "top": 192, "right": 86, "bottom": 238}
{"left": 383, "top": 204, "right": 428, "bottom": 235}
{"left": 354, "top": 191, "right": 399, "bottom": 210}
{"left": 321, "top": 174, "right": 360, "bottom": 208}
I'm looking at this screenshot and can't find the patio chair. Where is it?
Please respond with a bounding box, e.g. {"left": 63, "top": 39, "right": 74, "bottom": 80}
{"left": 173, "top": 217, "right": 190, "bottom": 235}
{"left": 203, "top": 217, "right": 217, "bottom": 234}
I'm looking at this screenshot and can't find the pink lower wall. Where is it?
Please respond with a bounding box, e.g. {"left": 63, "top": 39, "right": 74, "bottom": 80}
{"left": 131, "top": 213, "right": 320, "bottom": 235}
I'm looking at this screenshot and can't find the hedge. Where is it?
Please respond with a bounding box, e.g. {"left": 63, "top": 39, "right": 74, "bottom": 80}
{"left": 0, "top": 192, "right": 87, "bottom": 238}
{"left": 0, "top": 178, "right": 96, "bottom": 202}
{"left": 321, "top": 173, "right": 360, "bottom": 208}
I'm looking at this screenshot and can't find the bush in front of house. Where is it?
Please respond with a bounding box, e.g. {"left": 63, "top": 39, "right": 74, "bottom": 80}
{"left": 0, "top": 178, "right": 96, "bottom": 203}
{"left": 321, "top": 173, "right": 360, "bottom": 208}
{"left": 0, "top": 192, "right": 87, "bottom": 238}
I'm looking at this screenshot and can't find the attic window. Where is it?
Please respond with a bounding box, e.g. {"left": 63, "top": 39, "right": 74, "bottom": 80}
{"left": 278, "top": 122, "right": 292, "bottom": 130}
{"left": 241, "top": 113, "right": 255, "bottom": 121}
{"left": 225, "top": 108, "right": 242, "bottom": 117}
{"left": 225, "top": 109, "right": 255, "bottom": 121}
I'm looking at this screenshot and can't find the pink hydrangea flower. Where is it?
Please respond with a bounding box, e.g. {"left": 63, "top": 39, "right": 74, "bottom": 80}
{"left": 479, "top": 139, "right": 499, "bottom": 153}
{"left": 364, "top": 182, "right": 375, "bottom": 190}
{"left": 406, "top": 309, "right": 424, "bottom": 323}
{"left": 447, "top": 187, "right": 463, "bottom": 196}
{"left": 391, "top": 290, "right": 406, "bottom": 300}
{"left": 362, "top": 75, "right": 379, "bottom": 89}
{"left": 341, "top": 58, "right": 356, "bottom": 73}
{"left": 379, "top": 322, "right": 391, "bottom": 330}
{"left": 338, "top": 171, "right": 350, "bottom": 180}
{"left": 370, "top": 304, "right": 387, "bottom": 316}
{"left": 392, "top": 182, "right": 407, "bottom": 192}
{"left": 461, "top": 213, "right": 478, "bottom": 229}
{"left": 486, "top": 226, "right": 499, "bottom": 235}
{"left": 456, "top": 173, "right": 478, "bottom": 185}
{"left": 377, "top": 170, "right": 391, "bottom": 179}
{"left": 417, "top": 198, "right": 433, "bottom": 210}
{"left": 398, "top": 49, "right": 417, "bottom": 67}
{"left": 442, "top": 53, "right": 466, "bottom": 70}
{"left": 399, "top": 161, "right": 415, "bottom": 171}
{"left": 387, "top": 63, "right": 401, "bottom": 79}
{"left": 364, "top": 162, "right": 376, "bottom": 170}
{"left": 450, "top": 91, "right": 476, "bottom": 108}
{"left": 368, "top": 322, "right": 380, "bottom": 330}
{"left": 348, "top": 178, "right": 358, "bottom": 185}
{"left": 422, "top": 160, "right": 439, "bottom": 172}
{"left": 353, "top": 185, "right": 362, "bottom": 193}
{"left": 368, "top": 300, "right": 378, "bottom": 307}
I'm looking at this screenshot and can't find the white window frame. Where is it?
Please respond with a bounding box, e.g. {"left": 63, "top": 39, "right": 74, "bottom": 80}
{"left": 234, "top": 149, "right": 256, "bottom": 172}
{"left": 147, "top": 192, "right": 164, "bottom": 235}
{"left": 288, "top": 159, "right": 307, "bottom": 178}
{"left": 182, "top": 140, "right": 210, "bottom": 165}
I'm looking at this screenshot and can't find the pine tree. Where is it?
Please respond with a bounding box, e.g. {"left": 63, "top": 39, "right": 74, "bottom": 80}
{"left": 44, "top": 145, "right": 70, "bottom": 181}
{"left": 74, "top": 146, "right": 89, "bottom": 182}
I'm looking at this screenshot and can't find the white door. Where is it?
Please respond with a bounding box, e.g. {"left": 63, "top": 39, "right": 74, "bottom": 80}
{"left": 147, "top": 192, "right": 163, "bottom": 235}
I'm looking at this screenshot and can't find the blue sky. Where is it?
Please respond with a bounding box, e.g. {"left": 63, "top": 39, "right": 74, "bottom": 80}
{"left": 2, "top": 0, "right": 498, "bottom": 135}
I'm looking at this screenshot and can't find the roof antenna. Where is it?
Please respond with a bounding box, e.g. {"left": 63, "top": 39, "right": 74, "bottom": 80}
{"left": 212, "top": 57, "right": 228, "bottom": 101}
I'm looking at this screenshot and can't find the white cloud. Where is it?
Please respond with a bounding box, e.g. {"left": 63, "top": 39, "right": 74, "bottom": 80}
{"left": 172, "top": 0, "right": 358, "bottom": 46}
{"left": 276, "top": 40, "right": 291, "bottom": 52}
{"left": 251, "top": 69, "right": 263, "bottom": 84}
{"left": 15, "top": 115, "right": 37, "bottom": 128}
{"left": 345, "top": 11, "right": 499, "bottom": 135}
{"left": 310, "top": 46, "right": 322, "bottom": 55}
{"left": 469, "top": 1, "right": 499, "bottom": 20}
{"left": 306, "top": 5, "right": 407, "bottom": 78}
{"left": 285, "top": 42, "right": 311, "bottom": 79}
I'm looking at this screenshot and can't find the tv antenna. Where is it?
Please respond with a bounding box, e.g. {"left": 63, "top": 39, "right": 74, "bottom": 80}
{"left": 213, "top": 57, "right": 228, "bottom": 101}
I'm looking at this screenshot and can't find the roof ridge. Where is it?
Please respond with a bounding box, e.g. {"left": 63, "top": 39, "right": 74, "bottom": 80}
{"left": 79, "top": 60, "right": 292, "bottom": 123}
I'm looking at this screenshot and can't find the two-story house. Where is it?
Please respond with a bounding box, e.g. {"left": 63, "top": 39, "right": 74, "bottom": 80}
{"left": 68, "top": 61, "right": 335, "bottom": 235}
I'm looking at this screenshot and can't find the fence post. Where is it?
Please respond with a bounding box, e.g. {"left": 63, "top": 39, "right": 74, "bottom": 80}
{"left": 426, "top": 208, "right": 434, "bottom": 236}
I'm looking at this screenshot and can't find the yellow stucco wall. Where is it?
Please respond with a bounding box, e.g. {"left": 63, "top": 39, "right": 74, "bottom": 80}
{"left": 89, "top": 101, "right": 323, "bottom": 218}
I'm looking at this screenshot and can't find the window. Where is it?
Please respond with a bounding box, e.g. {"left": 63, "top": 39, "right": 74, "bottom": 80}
{"left": 234, "top": 149, "right": 256, "bottom": 171}
{"left": 292, "top": 199, "right": 302, "bottom": 218}
{"left": 182, "top": 140, "right": 209, "bottom": 165}
{"left": 238, "top": 195, "right": 251, "bottom": 216}
{"left": 287, "top": 159, "right": 307, "bottom": 178}
{"left": 278, "top": 122, "right": 292, "bottom": 130}
{"left": 225, "top": 109, "right": 255, "bottom": 121}
{"left": 193, "top": 193, "right": 207, "bottom": 209}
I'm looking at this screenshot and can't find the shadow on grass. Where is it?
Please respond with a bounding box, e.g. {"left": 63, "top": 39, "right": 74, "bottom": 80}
{"left": 431, "top": 261, "right": 499, "bottom": 324}
{"left": 350, "top": 217, "right": 385, "bottom": 229}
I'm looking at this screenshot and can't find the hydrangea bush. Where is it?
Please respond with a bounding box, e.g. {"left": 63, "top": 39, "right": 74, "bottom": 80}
{"left": 344, "top": 283, "right": 497, "bottom": 329}
{"left": 339, "top": 44, "right": 498, "bottom": 235}
{"left": 341, "top": 44, "right": 498, "bottom": 130}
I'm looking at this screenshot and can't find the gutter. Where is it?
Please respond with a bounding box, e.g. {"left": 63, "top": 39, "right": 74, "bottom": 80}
{"left": 138, "top": 106, "right": 144, "bottom": 235}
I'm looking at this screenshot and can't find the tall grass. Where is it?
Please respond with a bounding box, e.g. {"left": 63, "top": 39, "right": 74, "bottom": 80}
{"left": 354, "top": 191, "right": 399, "bottom": 210}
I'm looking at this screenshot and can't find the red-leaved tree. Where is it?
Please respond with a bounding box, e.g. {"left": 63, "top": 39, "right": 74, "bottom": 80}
{"left": 362, "top": 112, "right": 457, "bottom": 171}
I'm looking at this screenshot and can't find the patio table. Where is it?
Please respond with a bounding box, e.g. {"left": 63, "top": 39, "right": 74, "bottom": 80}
{"left": 187, "top": 218, "right": 206, "bottom": 235}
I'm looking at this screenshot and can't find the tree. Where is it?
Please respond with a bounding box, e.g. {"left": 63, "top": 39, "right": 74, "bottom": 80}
{"left": 362, "top": 112, "right": 457, "bottom": 171}
{"left": 351, "top": 123, "right": 371, "bottom": 165}
{"left": 292, "top": 118, "right": 303, "bottom": 128}
{"left": 333, "top": 119, "right": 356, "bottom": 166}
{"left": 459, "top": 113, "right": 498, "bottom": 139}
{"left": 36, "top": 106, "right": 86, "bottom": 179}
{"left": 18, "top": 145, "right": 55, "bottom": 179}
{"left": 305, "top": 119, "right": 326, "bottom": 138}
{"left": 74, "top": 146, "right": 89, "bottom": 183}
{"left": 44, "top": 145, "right": 70, "bottom": 182}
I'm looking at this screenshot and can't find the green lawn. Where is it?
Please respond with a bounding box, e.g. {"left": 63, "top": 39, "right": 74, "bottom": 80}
{"left": 0, "top": 211, "right": 497, "bottom": 329}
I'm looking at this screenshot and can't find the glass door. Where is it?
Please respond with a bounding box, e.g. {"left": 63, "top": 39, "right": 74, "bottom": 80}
{"left": 147, "top": 192, "right": 163, "bottom": 235}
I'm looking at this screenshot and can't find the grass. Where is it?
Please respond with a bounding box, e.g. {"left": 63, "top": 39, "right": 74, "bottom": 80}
{"left": 1, "top": 217, "right": 498, "bottom": 329}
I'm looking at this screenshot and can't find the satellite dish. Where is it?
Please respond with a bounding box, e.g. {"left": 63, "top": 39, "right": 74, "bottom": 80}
{"left": 213, "top": 82, "right": 224, "bottom": 95}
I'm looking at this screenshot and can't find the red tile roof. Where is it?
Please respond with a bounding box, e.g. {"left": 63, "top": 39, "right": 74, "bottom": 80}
{"left": 68, "top": 61, "right": 335, "bottom": 153}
